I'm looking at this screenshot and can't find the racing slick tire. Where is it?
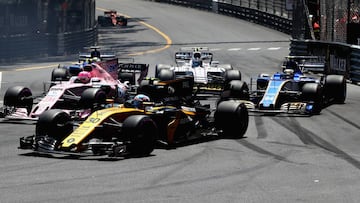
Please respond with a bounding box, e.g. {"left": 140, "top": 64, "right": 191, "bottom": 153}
{"left": 155, "top": 64, "right": 171, "bottom": 78}
{"left": 4, "top": 86, "right": 33, "bottom": 112}
{"left": 219, "top": 80, "right": 250, "bottom": 102}
{"left": 215, "top": 101, "right": 249, "bottom": 138}
{"left": 97, "top": 16, "right": 107, "bottom": 26}
{"left": 324, "top": 75, "right": 346, "bottom": 104}
{"left": 122, "top": 115, "right": 157, "bottom": 156}
{"left": 51, "top": 68, "right": 70, "bottom": 81}
{"left": 79, "top": 88, "right": 107, "bottom": 109}
{"left": 302, "top": 83, "right": 323, "bottom": 115}
{"left": 224, "top": 69, "right": 242, "bottom": 84}
{"left": 118, "top": 71, "right": 135, "bottom": 85}
{"left": 157, "top": 68, "right": 175, "bottom": 81}
{"left": 35, "top": 109, "right": 73, "bottom": 147}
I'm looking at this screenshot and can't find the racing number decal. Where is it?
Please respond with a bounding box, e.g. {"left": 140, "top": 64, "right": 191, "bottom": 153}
{"left": 88, "top": 117, "right": 101, "bottom": 123}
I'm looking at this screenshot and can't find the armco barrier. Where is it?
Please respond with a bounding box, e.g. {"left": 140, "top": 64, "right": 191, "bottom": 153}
{"left": 290, "top": 39, "right": 360, "bottom": 83}
{"left": 152, "top": 0, "right": 292, "bottom": 35}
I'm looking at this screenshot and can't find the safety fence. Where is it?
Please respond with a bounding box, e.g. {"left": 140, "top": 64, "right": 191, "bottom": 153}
{"left": 290, "top": 39, "right": 360, "bottom": 84}
{"left": 152, "top": 0, "right": 293, "bottom": 34}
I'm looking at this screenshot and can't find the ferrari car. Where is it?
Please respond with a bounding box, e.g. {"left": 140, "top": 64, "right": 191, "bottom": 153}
{"left": 19, "top": 77, "right": 249, "bottom": 158}
{"left": 218, "top": 56, "right": 347, "bottom": 115}
{"left": 0, "top": 61, "right": 148, "bottom": 121}
{"left": 97, "top": 10, "right": 127, "bottom": 27}
{"left": 155, "top": 47, "right": 241, "bottom": 92}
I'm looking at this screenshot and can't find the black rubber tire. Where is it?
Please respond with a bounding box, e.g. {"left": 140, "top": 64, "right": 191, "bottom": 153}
{"left": 79, "top": 88, "right": 107, "bottom": 109}
{"left": 302, "top": 83, "right": 323, "bottom": 115}
{"left": 4, "top": 86, "right": 33, "bottom": 110}
{"left": 221, "top": 80, "right": 250, "bottom": 101}
{"left": 155, "top": 64, "right": 171, "bottom": 78}
{"left": 157, "top": 68, "right": 175, "bottom": 81}
{"left": 215, "top": 101, "right": 249, "bottom": 138}
{"left": 51, "top": 68, "right": 69, "bottom": 81}
{"left": 224, "top": 69, "right": 242, "bottom": 84}
{"left": 35, "top": 109, "right": 73, "bottom": 141}
{"left": 118, "top": 72, "right": 135, "bottom": 85}
{"left": 122, "top": 115, "right": 157, "bottom": 156}
{"left": 324, "top": 75, "right": 346, "bottom": 104}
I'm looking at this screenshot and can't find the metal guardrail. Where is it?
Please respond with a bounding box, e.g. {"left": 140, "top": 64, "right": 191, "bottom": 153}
{"left": 152, "top": 0, "right": 293, "bottom": 34}
{"left": 290, "top": 39, "right": 360, "bottom": 84}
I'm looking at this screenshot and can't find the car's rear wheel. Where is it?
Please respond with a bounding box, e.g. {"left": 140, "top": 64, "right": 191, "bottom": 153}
{"left": 51, "top": 68, "right": 70, "bottom": 81}
{"left": 4, "top": 86, "right": 33, "bottom": 113}
{"left": 224, "top": 69, "right": 242, "bottom": 84}
{"left": 220, "top": 80, "right": 250, "bottom": 102}
{"left": 215, "top": 101, "right": 249, "bottom": 138}
{"left": 324, "top": 75, "right": 346, "bottom": 104}
{"left": 157, "top": 68, "right": 175, "bottom": 81}
{"left": 302, "top": 83, "right": 323, "bottom": 115}
{"left": 35, "top": 109, "right": 73, "bottom": 147}
{"left": 122, "top": 115, "right": 157, "bottom": 156}
{"left": 79, "top": 88, "right": 107, "bottom": 109}
{"left": 155, "top": 64, "right": 171, "bottom": 78}
{"left": 118, "top": 71, "right": 135, "bottom": 85}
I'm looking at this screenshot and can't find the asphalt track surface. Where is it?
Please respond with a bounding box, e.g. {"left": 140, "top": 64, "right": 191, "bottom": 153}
{"left": 1, "top": 0, "right": 360, "bottom": 202}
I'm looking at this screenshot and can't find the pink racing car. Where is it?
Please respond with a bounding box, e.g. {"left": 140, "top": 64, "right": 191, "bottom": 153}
{"left": 0, "top": 59, "right": 148, "bottom": 121}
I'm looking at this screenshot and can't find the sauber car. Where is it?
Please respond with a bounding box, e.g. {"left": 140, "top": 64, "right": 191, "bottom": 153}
{"left": 19, "top": 77, "right": 249, "bottom": 158}
{"left": 219, "top": 56, "right": 347, "bottom": 115}
{"left": 0, "top": 61, "right": 149, "bottom": 121}
{"left": 97, "top": 10, "right": 127, "bottom": 27}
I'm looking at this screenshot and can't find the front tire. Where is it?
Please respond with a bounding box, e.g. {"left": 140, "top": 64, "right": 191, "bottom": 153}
{"left": 123, "top": 115, "right": 157, "bottom": 156}
{"left": 4, "top": 86, "right": 33, "bottom": 114}
{"left": 215, "top": 101, "right": 249, "bottom": 138}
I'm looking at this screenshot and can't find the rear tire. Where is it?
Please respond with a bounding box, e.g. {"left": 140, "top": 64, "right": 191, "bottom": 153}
{"left": 224, "top": 69, "right": 242, "bottom": 84}
{"left": 123, "top": 115, "right": 157, "bottom": 156}
{"left": 51, "top": 68, "right": 70, "bottom": 81}
{"left": 324, "top": 75, "right": 346, "bottom": 104}
{"left": 157, "top": 68, "right": 175, "bottom": 81}
{"left": 118, "top": 72, "right": 135, "bottom": 85}
{"left": 155, "top": 64, "right": 171, "bottom": 78}
{"left": 79, "top": 88, "right": 107, "bottom": 109}
{"left": 215, "top": 101, "right": 249, "bottom": 138}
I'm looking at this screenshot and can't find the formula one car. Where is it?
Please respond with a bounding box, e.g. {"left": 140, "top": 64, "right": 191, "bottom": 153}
{"left": 19, "top": 77, "right": 249, "bottom": 158}
{"left": 97, "top": 10, "right": 127, "bottom": 27}
{"left": 0, "top": 61, "right": 148, "bottom": 121}
{"left": 155, "top": 47, "right": 240, "bottom": 92}
{"left": 52, "top": 46, "right": 117, "bottom": 82}
{"left": 219, "top": 56, "right": 347, "bottom": 115}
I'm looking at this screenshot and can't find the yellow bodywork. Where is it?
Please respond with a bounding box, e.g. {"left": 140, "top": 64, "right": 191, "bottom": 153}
{"left": 61, "top": 106, "right": 143, "bottom": 148}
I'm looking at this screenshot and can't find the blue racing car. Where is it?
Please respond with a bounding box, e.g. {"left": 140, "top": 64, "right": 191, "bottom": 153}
{"left": 219, "top": 56, "right": 347, "bottom": 115}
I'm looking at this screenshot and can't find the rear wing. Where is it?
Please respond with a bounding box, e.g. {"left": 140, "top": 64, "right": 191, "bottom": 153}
{"left": 175, "top": 51, "right": 213, "bottom": 63}
{"left": 282, "top": 55, "right": 326, "bottom": 73}
{"left": 118, "top": 63, "right": 149, "bottom": 85}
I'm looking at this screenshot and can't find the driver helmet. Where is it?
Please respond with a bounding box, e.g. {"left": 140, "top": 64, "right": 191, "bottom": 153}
{"left": 133, "top": 94, "right": 150, "bottom": 108}
{"left": 78, "top": 71, "right": 92, "bottom": 83}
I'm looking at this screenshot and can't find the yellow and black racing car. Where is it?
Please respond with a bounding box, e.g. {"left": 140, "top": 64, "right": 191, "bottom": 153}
{"left": 19, "top": 77, "right": 249, "bottom": 158}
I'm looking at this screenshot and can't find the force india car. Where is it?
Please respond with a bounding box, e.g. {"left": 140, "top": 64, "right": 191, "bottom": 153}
{"left": 52, "top": 46, "right": 117, "bottom": 81}
{"left": 219, "top": 56, "right": 347, "bottom": 115}
{"left": 0, "top": 60, "right": 148, "bottom": 121}
{"left": 19, "top": 77, "right": 249, "bottom": 158}
{"left": 97, "top": 10, "right": 127, "bottom": 27}
{"left": 154, "top": 47, "right": 240, "bottom": 90}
